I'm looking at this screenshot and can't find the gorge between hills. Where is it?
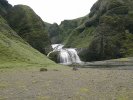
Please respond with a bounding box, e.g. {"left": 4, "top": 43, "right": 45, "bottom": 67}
{"left": 1, "top": 0, "right": 133, "bottom": 100}
{"left": 0, "top": 0, "right": 133, "bottom": 66}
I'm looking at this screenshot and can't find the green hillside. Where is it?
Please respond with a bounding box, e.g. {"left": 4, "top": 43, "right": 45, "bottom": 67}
{"left": 0, "top": 0, "right": 12, "bottom": 17}
{"left": 0, "top": 15, "right": 55, "bottom": 68}
{"left": 47, "top": 16, "right": 89, "bottom": 44}
{"left": 1, "top": 0, "right": 133, "bottom": 65}
{"left": 0, "top": 0, "right": 56, "bottom": 68}
{"left": 7, "top": 5, "right": 52, "bottom": 54}
{"left": 63, "top": 0, "right": 133, "bottom": 61}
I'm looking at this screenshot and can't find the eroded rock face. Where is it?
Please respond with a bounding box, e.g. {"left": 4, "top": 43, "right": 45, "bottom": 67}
{"left": 48, "top": 51, "right": 60, "bottom": 63}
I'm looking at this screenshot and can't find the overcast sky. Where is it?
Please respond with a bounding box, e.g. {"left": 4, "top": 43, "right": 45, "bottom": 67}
{"left": 7, "top": 0, "right": 97, "bottom": 24}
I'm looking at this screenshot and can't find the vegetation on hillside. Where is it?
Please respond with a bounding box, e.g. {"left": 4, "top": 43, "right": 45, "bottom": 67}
{"left": 7, "top": 5, "right": 52, "bottom": 54}
{"left": 0, "top": 0, "right": 57, "bottom": 68}
{"left": 0, "top": 0, "right": 12, "bottom": 17}
{"left": 0, "top": 0, "right": 133, "bottom": 64}
{"left": 47, "top": 15, "right": 90, "bottom": 44}
{"left": 0, "top": 16, "right": 55, "bottom": 68}
{"left": 57, "top": 0, "right": 133, "bottom": 61}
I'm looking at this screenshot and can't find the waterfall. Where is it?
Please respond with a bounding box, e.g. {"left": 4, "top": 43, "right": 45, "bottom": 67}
{"left": 51, "top": 44, "right": 82, "bottom": 65}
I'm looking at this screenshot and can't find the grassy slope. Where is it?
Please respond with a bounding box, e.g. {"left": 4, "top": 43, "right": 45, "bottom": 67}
{"left": 0, "top": 16, "right": 56, "bottom": 68}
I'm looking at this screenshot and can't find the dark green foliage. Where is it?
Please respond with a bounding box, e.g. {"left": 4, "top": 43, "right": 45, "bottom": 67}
{"left": 60, "top": 20, "right": 78, "bottom": 30}
{"left": 120, "top": 32, "right": 133, "bottom": 57}
{"left": 0, "top": 0, "right": 12, "bottom": 17}
{"left": 65, "top": 27, "right": 95, "bottom": 48}
{"left": 47, "top": 16, "right": 90, "bottom": 44}
{"left": 125, "top": 15, "right": 133, "bottom": 34}
{"left": 59, "top": 20, "right": 80, "bottom": 43}
{"left": 48, "top": 23, "right": 62, "bottom": 43}
{"left": 7, "top": 5, "right": 52, "bottom": 54}
{"left": 106, "top": 6, "right": 128, "bottom": 15}
{"left": 107, "top": 0, "right": 125, "bottom": 10}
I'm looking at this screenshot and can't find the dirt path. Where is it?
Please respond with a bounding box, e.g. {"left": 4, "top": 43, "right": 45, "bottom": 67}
{"left": 0, "top": 67, "right": 133, "bottom": 100}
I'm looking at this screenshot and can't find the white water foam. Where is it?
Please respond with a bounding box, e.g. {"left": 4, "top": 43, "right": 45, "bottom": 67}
{"left": 51, "top": 44, "right": 82, "bottom": 65}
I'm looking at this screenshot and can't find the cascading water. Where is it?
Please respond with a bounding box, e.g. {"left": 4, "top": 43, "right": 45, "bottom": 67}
{"left": 51, "top": 44, "right": 82, "bottom": 65}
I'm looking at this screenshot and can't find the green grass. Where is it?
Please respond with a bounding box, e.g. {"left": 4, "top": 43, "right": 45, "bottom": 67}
{"left": 0, "top": 16, "right": 57, "bottom": 69}
{"left": 0, "top": 32, "right": 55, "bottom": 67}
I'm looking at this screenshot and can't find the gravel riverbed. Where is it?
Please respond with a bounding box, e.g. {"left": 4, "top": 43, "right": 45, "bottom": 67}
{"left": 0, "top": 66, "right": 133, "bottom": 100}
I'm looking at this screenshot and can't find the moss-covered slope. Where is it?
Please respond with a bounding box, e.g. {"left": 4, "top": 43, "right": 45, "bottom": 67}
{"left": 0, "top": 0, "right": 55, "bottom": 67}
{"left": 7, "top": 5, "right": 52, "bottom": 54}
{"left": 47, "top": 16, "right": 89, "bottom": 44}
{"left": 64, "top": 0, "right": 133, "bottom": 61}
{"left": 0, "top": 15, "right": 55, "bottom": 67}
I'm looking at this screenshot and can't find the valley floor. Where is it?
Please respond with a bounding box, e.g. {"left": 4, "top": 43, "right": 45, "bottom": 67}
{"left": 0, "top": 66, "right": 133, "bottom": 100}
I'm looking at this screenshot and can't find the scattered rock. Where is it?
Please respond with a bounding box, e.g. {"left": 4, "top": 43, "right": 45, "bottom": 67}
{"left": 53, "top": 69, "right": 59, "bottom": 71}
{"left": 72, "top": 67, "right": 78, "bottom": 71}
{"left": 40, "top": 68, "right": 48, "bottom": 72}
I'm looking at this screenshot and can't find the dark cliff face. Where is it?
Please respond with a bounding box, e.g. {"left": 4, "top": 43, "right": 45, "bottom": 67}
{"left": 7, "top": 5, "right": 52, "bottom": 54}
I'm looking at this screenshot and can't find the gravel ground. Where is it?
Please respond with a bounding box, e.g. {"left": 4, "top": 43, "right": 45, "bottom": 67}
{"left": 0, "top": 67, "right": 133, "bottom": 100}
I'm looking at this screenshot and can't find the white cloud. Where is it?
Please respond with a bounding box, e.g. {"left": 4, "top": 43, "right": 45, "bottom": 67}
{"left": 7, "top": 0, "right": 97, "bottom": 24}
